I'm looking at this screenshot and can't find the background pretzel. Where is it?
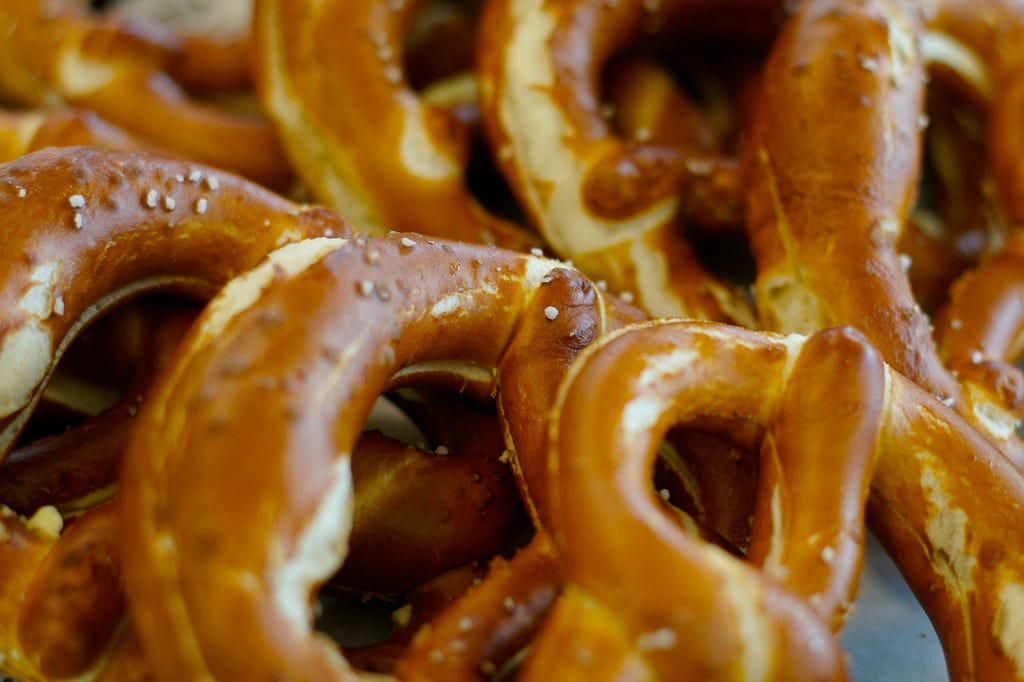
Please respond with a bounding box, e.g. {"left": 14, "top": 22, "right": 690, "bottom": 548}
{"left": 476, "top": 0, "right": 784, "bottom": 320}
{"left": 743, "top": 0, "right": 1024, "bottom": 469}
{"left": 0, "top": 146, "right": 345, "bottom": 463}
{"left": 253, "top": 0, "right": 536, "bottom": 250}
{"left": 0, "top": 501, "right": 144, "bottom": 681}
{"left": 0, "top": 0, "right": 292, "bottom": 190}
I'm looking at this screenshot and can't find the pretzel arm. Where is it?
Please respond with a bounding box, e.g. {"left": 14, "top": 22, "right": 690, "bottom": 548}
{"left": 870, "top": 371, "right": 1024, "bottom": 680}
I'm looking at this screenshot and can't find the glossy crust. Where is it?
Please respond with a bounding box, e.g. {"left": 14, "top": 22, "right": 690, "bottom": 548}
{"left": 548, "top": 320, "right": 1024, "bottom": 680}
{"left": 533, "top": 323, "right": 884, "bottom": 679}
{"left": 252, "top": 0, "right": 536, "bottom": 250}
{"left": 0, "top": 502, "right": 148, "bottom": 682}
{"left": 476, "top": 0, "right": 783, "bottom": 320}
{"left": 118, "top": 234, "right": 621, "bottom": 679}
{"left": 0, "top": 146, "right": 347, "bottom": 463}
{"left": 744, "top": 0, "right": 1024, "bottom": 469}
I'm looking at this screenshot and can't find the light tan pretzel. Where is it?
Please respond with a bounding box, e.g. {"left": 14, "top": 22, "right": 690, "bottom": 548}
{"left": 0, "top": 146, "right": 347, "bottom": 464}
{"left": 743, "top": 0, "right": 1024, "bottom": 468}
{"left": 0, "top": 0, "right": 293, "bottom": 189}
{"left": 476, "top": 0, "right": 784, "bottom": 320}
{"left": 252, "top": 0, "right": 536, "bottom": 250}
{"left": 0, "top": 107, "right": 159, "bottom": 165}
{"left": 541, "top": 320, "right": 1024, "bottom": 680}
{"left": 117, "top": 233, "right": 627, "bottom": 679}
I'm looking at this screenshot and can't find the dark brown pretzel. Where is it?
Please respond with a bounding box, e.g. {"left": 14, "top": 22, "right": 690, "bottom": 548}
{"left": 476, "top": 0, "right": 784, "bottom": 320}
{"left": 0, "top": 146, "right": 346, "bottom": 464}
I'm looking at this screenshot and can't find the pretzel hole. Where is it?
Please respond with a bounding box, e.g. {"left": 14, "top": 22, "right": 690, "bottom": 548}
{"left": 2, "top": 296, "right": 202, "bottom": 517}
{"left": 316, "top": 386, "right": 531, "bottom": 671}
{"left": 654, "top": 416, "right": 765, "bottom": 555}
{"left": 904, "top": 77, "right": 1002, "bottom": 313}
{"left": 15, "top": 296, "right": 198, "bottom": 446}
{"left": 403, "top": 1, "right": 528, "bottom": 227}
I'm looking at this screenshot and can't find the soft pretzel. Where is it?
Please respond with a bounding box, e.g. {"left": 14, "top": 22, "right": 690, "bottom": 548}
{"left": 475, "top": 0, "right": 783, "bottom": 320}
{"left": 743, "top": 0, "right": 1024, "bottom": 468}
{"left": 396, "top": 532, "right": 564, "bottom": 680}
{"left": 523, "top": 324, "right": 885, "bottom": 679}
{"left": 0, "top": 0, "right": 293, "bottom": 190}
{"left": 0, "top": 146, "right": 346, "bottom": 463}
{"left": 0, "top": 107, "right": 159, "bottom": 165}
{"left": 543, "top": 320, "right": 1024, "bottom": 679}
{"left": 117, "top": 233, "right": 629, "bottom": 679}
{"left": 252, "top": 0, "right": 536, "bottom": 250}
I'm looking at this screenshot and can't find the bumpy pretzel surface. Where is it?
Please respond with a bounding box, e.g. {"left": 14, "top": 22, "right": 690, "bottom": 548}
{"left": 118, "top": 234, "right": 626, "bottom": 679}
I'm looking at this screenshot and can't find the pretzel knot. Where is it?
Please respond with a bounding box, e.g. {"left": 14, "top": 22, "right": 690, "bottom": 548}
{"left": 539, "top": 320, "right": 1024, "bottom": 680}
{"left": 253, "top": 0, "right": 536, "bottom": 250}
{"left": 744, "top": 0, "right": 1024, "bottom": 468}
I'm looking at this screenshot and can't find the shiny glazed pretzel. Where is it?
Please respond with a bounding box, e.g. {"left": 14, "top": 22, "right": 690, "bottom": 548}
{"left": 252, "top": 0, "right": 536, "bottom": 250}
{"left": 0, "top": 146, "right": 346, "bottom": 463}
{"left": 117, "top": 233, "right": 631, "bottom": 679}
{"left": 542, "top": 320, "right": 1024, "bottom": 679}
{"left": 476, "top": 0, "right": 783, "bottom": 320}
{"left": 0, "top": 0, "right": 292, "bottom": 190}
{"left": 743, "top": 0, "right": 1024, "bottom": 467}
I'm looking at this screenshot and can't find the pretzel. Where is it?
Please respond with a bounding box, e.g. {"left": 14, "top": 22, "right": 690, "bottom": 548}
{"left": 252, "top": 0, "right": 536, "bottom": 250}
{"left": 743, "top": 0, "right": 1024, "bottom": 469}
{"left": 1, "top": 423, "right": 522, "bottom": 681}
{"left": 100, "top": 0, "right": 259, "bottom": 95}
{"left": 117, "top": 233, "right": 629, "bottom": 679}
{"left": 396, "top": 531, "right": 563, "bottom": 680}
{"left": 543, "top": 320, "right": 1024, "bottom": 679}
{"left": 0, "top": 146, "right": 346, "bottom": 464}
{"left": 475, "top": 0, "right": 784, "bottom": 320}
{"left": 0, "top": 0, "right": 293, "bottom": 190}
{"left": 891, "top": 90, "right": 992, "bottom": 315}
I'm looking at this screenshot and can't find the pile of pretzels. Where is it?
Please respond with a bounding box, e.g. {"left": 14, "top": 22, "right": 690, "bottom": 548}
{"left": 1, "top": 0, "right": 1022, "bottom": 679}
